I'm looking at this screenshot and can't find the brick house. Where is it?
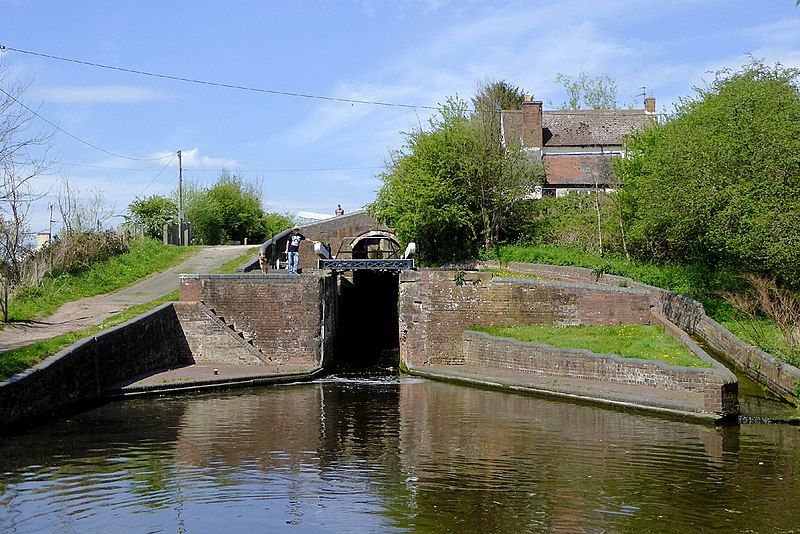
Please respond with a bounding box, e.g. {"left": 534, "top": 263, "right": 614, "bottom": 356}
{"left": 501, "top": 95, "right": 656, "bottom": 197}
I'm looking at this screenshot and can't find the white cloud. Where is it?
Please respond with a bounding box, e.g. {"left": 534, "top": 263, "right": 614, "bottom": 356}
{"left": 743, "top": 17, "right": 800, "bottom": 46}
{"left": 147, "top": 148, "right": 240, "bottom": 169}
{"left": 36, "top": 85, "right": 172, "bottom": 104}
{"left": 284, "top": 82, "right": 419, "bottom": 146}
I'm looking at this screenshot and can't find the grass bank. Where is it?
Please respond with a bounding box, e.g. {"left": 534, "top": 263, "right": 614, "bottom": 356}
{"left": 8, "top": 238, "right": 196, "bottom": 322}
{"left": 213, "top": 246, "right": 259, "bottom": 274}
{"left": 0, "top": 246, "right": 260, "bottom": 380}
{"left": 0, "top": 291, "right": 179, "bottom": 381}
{"left": 474, "top": 324, "right": 709, "bottom": 368}
{"left": 489, "top": 244, "right": 741, "bottom": 300}
{"left": 489, "top": 244, "right": 798, "bottom": 367}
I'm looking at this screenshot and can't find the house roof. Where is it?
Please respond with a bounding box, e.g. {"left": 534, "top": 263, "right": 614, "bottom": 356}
{"left": 542, "top": 109, "right": 652, "bottom": 147}
{"left": 501, "top": 108, "right": 653, "bottom": 148}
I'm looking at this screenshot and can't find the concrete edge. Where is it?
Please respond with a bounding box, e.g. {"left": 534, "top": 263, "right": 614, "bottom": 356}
{"left": 405, "top": 365, "right": 724, "bottom": 423}
{"left": 104, "top": 366, "right": 325, "bottom": 398}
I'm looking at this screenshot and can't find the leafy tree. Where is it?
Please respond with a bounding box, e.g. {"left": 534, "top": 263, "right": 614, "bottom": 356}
{"left": 615, "top": 61, "right": 800, "bottom": 287}
{"left": 259, "top": 212, "right": 294, "bottom": 241}
{"left": 472, "top": 78, "right": 526, "bottom": 115}
{"left": 205, "top": 171, "right": 262, "bottom": 243}
{"left": 371, "top": 96, "right": 543, "bottom": 264}
{"left": 555, "top": 71, "right": 618, "bottom": 109}
{"left": 180, "top": 171, "right": 275, "bottom": 245}
{"left": 127, "top": 195, "right": 177, "bottom": 239}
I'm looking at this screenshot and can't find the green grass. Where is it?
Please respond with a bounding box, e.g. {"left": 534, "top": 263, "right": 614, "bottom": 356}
{"left": 488, "top": 244, "right": 742, "bottom": 300}
{"left": 213, "top": 247, "right": 259, "bottom": 274}
{"left": 0, "top": 244, "right": 261, "bottom": 380}
{"left": 475, "top": 324, "right": 710, "bottom": 368}
{"left": 480, "top": 267, "right": 540, "bottom": 279}
{"left": 0, "top": 290, "right": 179, "bottom": 381}
{"left": 488, "top": 244, "right": 800, "bottom": 366}
{"left": 8, "top": 238, "right": 196, "bottom": 322}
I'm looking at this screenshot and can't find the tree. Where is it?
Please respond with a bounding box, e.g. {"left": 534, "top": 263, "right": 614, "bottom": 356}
{"left": 206, "top": 171, "right": 262, "bottom": 242}
{"left": 180, "top": 171, "right": 266, "bottom": 245}
{"left": 128, "top": 195, "right": 177, "bottom": 239}
{"left": 0, "top": 67, "right": 51, "bottom": 320}
{"left": 472, "top": 78, "right": 526, "bottom": 116}
{"left": 371, "top": 95, "right": 544, "bottom": 264}
{"left": 615, "top": 61, "right": 800, "bottom": 286}
{"left": 555, "top": 72, "right": 618, "bottom": 109}
{"left": 259, "top": 212, "right": 294, "bottom": 241}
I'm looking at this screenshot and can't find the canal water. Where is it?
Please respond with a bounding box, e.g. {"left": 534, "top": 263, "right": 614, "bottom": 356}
{"left": 1, "top": 369, "right": 799, "bottom": 532}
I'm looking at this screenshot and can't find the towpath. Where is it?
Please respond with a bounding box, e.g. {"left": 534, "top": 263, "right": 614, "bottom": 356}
{"left": 0, "top": 245, "right": 253, "bottom": 353}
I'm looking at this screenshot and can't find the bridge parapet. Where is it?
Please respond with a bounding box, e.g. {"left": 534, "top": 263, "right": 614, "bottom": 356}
{"left": 245, "top": 211, "right": 396, "bottom": 273}
{"left": 319, "top": 258, "right": 413, "bottom": 272}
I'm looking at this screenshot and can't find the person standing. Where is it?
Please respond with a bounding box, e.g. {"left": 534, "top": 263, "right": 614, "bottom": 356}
{"left": 285, "top": 226, "right": 317, "bottom": 275}
{"left": 335, "top": 204, "right": 345, "bottom": 216}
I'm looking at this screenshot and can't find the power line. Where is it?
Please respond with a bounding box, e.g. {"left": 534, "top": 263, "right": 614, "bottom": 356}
{"left": 1, "top": 44, "right": 440, "bottom": 111}
{"left": 1, "top": 44, "right": 668, "bottom": 117}
{"left": 139, "top": 151, "right": 177, "bottom": 197}
{"left": 0, "top": 85, "right": 173, "bottom": 161}
{"left": 58, "top": 161, "right": 386, "bottom": 172}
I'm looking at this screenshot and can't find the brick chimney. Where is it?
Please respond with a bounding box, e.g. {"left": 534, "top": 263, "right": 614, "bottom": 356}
{"left": 521, "top": 98, "right": 543, "bottom": 148}
{"left": 644, "top": 96, "right": 656, "bottom": 114}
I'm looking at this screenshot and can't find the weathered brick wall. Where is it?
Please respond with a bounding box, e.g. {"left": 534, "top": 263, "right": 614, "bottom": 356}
{"left": 399, "top": 269, "right": 653, "bottom": 367}
{"left": 172, "top": 301, "right": 268, "bottom": 366}
{"left": 0, "top": 304, "right": 187, "bottom": 428}
{"left": 462, "top": 330, "right": 736, "bottom": 415}
{"left": 479, "top": 261, "right": 799, "bottom": 405}
{"left": 179, "top": 273, "right": 336, "bottom": 365}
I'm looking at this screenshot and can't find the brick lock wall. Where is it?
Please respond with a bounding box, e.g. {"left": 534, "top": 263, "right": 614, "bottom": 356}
{"left": 480, "top": 260, "right": 800, "bottom": 405}
{"left": 179, "top": 273, "right": 336, "bottom": 365}
{"left": 0, "top": 304, "right": 187, "bottom": 428}
{"left": 399, "top": 269, "right": 653, "bottom": 367}
{"left": 462, "top": 331, "right": 736, "bottom": 416}
{"left": 172, "top": 301, "right": 267, "bottom": 366}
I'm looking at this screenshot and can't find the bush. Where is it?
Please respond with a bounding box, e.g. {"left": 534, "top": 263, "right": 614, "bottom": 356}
{"left": 517, "top": 193, "right": 627, "bottom": 255}
{"left": 615, "top": 61, "right": 800, "bottom": 287}
{"left": 183, "top": 171, "right": 264, "bottom": 245}
{"left": 51, "top": 231, "right": 129, "bottom": 276}
{"left": 128, "top": 195, "right": 177, "bottom": 239}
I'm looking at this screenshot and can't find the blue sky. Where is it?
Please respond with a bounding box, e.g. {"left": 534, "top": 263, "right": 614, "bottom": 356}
{"left": 2, "top": 0, "right": 800, "bottom": 233}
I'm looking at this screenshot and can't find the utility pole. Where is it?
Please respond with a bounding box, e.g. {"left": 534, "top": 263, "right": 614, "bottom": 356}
{"left": 177, "top": 149, "right": 183, "bottom": 245}
{"left": 48, "top": 203, "right": 54, "bottom": 243}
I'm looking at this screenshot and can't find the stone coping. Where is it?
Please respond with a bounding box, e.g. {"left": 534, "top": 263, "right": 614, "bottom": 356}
{"left": 492, "top": 274, "right": 653, "bottom": 296}
{"left": 179, "top": 270, "right": 326, "bottom": 280}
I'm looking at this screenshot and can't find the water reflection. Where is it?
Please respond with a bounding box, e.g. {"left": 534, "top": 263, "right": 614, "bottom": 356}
{"left": 1, "top": 376, "right": 799, "bottom": 532}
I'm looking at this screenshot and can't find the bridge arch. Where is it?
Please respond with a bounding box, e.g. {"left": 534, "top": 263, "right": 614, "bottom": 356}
{"left": 349, "top": 230, "right": 401, "bottom": 259}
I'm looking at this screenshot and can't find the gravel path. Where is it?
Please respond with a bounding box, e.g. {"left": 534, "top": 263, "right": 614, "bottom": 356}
{"left": 0, "top": 245, "right": 253, "bottom": 352}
